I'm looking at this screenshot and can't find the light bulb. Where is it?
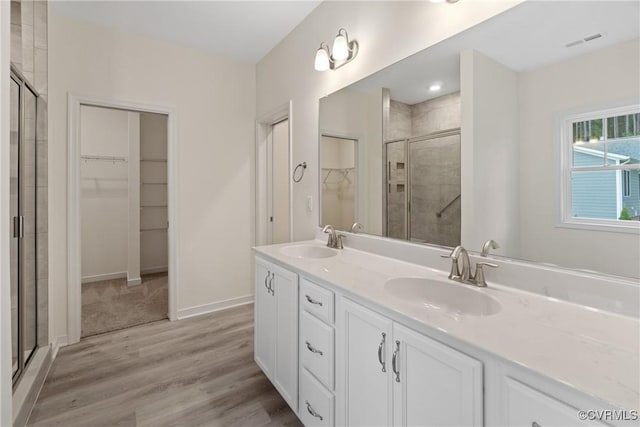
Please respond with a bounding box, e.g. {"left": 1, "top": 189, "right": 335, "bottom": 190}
{"left": 429, "top": 84, "right": 442, "bottom": 92}
{"left": 314, "top": 47, "right": 330, "bottom": 71}
{"left": 332, "top": 33, "right": 349, "bottom": 61}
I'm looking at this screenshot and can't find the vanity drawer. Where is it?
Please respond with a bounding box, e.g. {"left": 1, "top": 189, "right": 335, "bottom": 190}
{"left": 301, "top": 278, "right": 334, "bottom": 324}
{"left": 300, "top": 310, "right": 334, "bottom": 390}
{"left": 300, "top": 368, "right": 334, "bottom": 427}
{"left": 504, "top": 377, "right": 606, "bottom": 426}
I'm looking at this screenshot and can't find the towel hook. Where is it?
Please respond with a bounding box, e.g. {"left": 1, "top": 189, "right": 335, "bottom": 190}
{"left": 293, "top": 162, "right": 307, "bottom": 183}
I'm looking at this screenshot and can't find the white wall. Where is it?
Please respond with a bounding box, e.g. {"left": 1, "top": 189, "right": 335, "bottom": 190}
{"left": 49, "top": 13, "right": 256, "bottom": 340}
{"left": 257, "top": 1, "right": 521, "bottom": 241}
{"left": 460, "top": 50, "right": 520, "bottom": 257}
{"left": 80, "top": 106, "right": 132, "bottom": 282}
{"left": 1, "top": 0, "right": 13, "bottom": 423}
{"left": 518, "top": 39, "right": 640, "bottom": 278}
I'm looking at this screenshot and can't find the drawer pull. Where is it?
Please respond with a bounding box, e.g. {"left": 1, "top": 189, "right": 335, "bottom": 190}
{"left": 305, "top": 341, "right": 324, "bottom": 356}
{"left": 305, "top": 295, "right": 323, "bottom": 306}
{"left": 264, "top": 270, "right": 270, "bottom": 292}
{"left": 392, "top": 340, "right": 400, "bottom": 383}
{"left": 377, "top": 332, "right": 386, "bottom": 372}
{"left": 305, "top": 401, "right": 324, "bottom": 421}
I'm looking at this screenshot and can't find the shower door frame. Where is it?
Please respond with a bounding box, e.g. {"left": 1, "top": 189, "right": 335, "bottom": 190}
{"left": 10, "top": 66, "right": 39, "bottom": 388}
{"left": 67, "top": 94, "right": 179, "bottom": 346}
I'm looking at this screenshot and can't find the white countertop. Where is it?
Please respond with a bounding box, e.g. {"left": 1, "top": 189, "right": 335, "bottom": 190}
{"left": 254, "top": 240, "right": 640, "bottom": 411}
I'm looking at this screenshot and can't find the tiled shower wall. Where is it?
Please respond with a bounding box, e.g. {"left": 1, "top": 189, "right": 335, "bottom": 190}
{"left": 11, "top": 0, "right": 48, "bottom": 346}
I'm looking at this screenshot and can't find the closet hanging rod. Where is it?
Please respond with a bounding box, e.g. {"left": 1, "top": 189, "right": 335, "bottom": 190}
{"left": 81, "top": 155, "right": 127, "bottom": 162}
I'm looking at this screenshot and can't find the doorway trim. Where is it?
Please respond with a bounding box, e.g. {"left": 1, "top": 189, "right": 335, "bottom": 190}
{"left": 67, "top": 94, "right": 178, "bottom": 345}
{"left": 255, "top": 101, "right": 293, "bottom": 246}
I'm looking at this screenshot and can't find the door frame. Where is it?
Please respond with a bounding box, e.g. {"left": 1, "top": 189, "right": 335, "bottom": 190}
{"left": 255, "top": 102, "right": 293, "bottom": 246}
{"left": 67, "top": 94, "right": 178, "bottom": 345}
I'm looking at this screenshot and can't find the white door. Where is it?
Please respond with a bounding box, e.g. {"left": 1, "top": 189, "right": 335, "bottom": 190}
{"left": 268, "top": 119, "right": 290, "bottom": 244}
{"left": 336, "top": 297, "right": 393, "bottom": 427}
{"left": 254, "top": 258, "right": 275, "bottom": 378}
{"left": 392, "top": 323, "right": 483, "bottom": 427}
{"left": 272, "top": 264, "right": 299, "bottom": 411}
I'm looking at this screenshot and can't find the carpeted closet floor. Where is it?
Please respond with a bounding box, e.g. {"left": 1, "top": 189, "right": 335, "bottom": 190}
{"left": 81, "top": 272, "right": 168, "bottom": 338}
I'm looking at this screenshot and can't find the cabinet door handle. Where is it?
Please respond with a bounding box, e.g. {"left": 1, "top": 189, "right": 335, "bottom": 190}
{"left": 377, "top": 332, "right": 386, "bottom": 372}
{"left": 305, "top": 341, "right": 323, "bottom": 356}
{"left": 264, "top": 270, "right": 270, "bottom": 292}
{"left": 268, "top": 273, "right": 275, "bottom": 296}
{"left": 392, "top": 340, "right": 400, "bottom": 382}
{"left": 305, "top": 295, "right": 323, "bottom": 306}
{"left": 305, "top": 401, "right": 323, "bottom": 421}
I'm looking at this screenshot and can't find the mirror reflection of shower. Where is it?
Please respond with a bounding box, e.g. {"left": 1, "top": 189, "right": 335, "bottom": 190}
{"left": 321, "top": 136, "right": 356, "bottom": 232}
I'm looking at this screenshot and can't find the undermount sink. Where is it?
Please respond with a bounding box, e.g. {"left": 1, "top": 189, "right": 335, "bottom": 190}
{"left": 384, "top": 277, "right": 501, "bottom": 316}
{"left": 280, "top": 244, "right": 337, "bottom": 259}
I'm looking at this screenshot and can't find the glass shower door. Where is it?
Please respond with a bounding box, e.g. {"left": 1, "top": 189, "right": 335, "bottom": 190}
{"left": 408, "top": 133, "right": 461, "bottom": 247}
{"left": 10, "top": 72, "right": 39, "bottom": 384}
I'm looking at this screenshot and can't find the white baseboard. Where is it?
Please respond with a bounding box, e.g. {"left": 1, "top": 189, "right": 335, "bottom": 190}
{"left": 177, "top": 295, "right": 253, "bottom": 320}
{"left": 141, "top": 265, "right": 168, "bottom": 275}
{"left": 81, "top": 271, "right": 127, "bottom": 284}
{"left": 127, "top": 276, "right": 142, "bottom": 286}
{"left": 52, "top": 335, "right": 68, "bottom": 360}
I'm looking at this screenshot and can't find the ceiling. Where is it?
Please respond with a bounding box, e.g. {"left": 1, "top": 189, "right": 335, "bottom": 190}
{"left": 349, "top": 1, "right": 640, "bottom": 105}
{"left": 50, "top": 0, "right": 321, "bottom": 63}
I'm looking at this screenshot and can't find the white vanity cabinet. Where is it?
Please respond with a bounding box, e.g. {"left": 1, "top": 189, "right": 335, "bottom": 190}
{"left": 254, "top": 256, "right": 299, "bottom": 412}
{"left": 336, "top": 297, "right": 483, "bottom": 427}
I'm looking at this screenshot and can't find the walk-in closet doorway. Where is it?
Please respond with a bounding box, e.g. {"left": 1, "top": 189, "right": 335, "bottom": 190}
{"left": 67, "top": 96, "right": 178, "bottom": 345}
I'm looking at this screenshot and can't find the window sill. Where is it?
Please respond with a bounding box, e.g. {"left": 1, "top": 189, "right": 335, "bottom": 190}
{"left": 556, "top": 218, "right": 640, "bottom": 234}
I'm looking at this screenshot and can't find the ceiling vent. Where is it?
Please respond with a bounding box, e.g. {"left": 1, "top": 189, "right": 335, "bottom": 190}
{"left": 565, "top": 33, "right": 603, "bottom": 48}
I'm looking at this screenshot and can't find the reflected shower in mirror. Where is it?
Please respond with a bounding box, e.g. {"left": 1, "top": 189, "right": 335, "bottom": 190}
{"left": 318, "top": 0, "right": 640, "bottom": 278}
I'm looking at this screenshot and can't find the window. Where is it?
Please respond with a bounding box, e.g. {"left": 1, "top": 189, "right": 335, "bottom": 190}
{"left": 622, "top": 170, "right": 630, "bottom": 197}
{"left": 562, "top": 106, "right": 640, "bottom": 230}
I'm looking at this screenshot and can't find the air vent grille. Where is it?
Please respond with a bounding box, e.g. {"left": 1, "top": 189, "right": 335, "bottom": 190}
{"left": 565, "top": 33, "right": 603, "bottom": 48}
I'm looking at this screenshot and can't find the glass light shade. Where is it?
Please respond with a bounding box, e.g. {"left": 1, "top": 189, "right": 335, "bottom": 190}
{"left": 332, "top": 34, "right": 349, "bottom": 61}
{"left": 314, "top": 47, "right": 330, "bottom": 71}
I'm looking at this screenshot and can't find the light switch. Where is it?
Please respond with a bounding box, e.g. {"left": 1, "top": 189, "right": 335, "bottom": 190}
{"left": 306, "top": 196, "right": 313, "bottom": 212}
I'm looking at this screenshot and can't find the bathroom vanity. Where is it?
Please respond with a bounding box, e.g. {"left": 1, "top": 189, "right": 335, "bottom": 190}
{"left": 253, "top": 239, "right": 639, "bottom": 427}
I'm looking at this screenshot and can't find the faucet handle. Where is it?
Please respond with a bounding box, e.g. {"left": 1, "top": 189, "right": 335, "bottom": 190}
{"left": 473, "top": 261, "right": 498, "bottom": 287}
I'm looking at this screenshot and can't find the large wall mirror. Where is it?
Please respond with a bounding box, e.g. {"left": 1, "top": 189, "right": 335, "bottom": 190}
{"left": 319, "top": 1, "right": 640, "bottom": 278}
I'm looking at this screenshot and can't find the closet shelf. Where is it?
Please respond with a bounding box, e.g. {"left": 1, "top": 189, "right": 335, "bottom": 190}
{"left": 81, "top": 155, "right": 127, "bottom": 163}
{"left": 140, "top": 205, "right": 168, "bottom": 208}
{"left": 141, "top": 227, "right": 168, "bottom": 232}
{"left": 141, "top": 158, "right": 167, "bottom": 162}
{"left": 140, "top": 182, "right": 168, "bottom": 185}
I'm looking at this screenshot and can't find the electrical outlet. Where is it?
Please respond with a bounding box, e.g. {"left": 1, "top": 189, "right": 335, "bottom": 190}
{"left": 306, "top": 196, "right": 313, "bottom": 212}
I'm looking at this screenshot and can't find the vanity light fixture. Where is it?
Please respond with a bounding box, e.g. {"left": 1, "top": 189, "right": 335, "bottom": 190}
{"left": 314, "top": 28, "right": 359, "bottom": 71}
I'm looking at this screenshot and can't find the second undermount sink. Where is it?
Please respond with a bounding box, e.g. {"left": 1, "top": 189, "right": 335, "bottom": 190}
{"left": 280, "top": 244, "right": 337, "bottom": 259}
{"left": 384, "top": 277, "right": 501, "bottom": 316}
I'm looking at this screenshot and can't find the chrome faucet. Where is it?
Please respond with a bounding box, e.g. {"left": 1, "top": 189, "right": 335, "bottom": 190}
{"left": 481, "top": 239, "right": 499, "bottom": 257}
{"left": 351, "top": 222, "right": 363, "bottom": 234}
{"left": 441, "top": 246, "right": 472, "bottom": 282}
{"left": 322, "top": 225, "right": 344, "bottom": 249}
{"left": 442, "top": 243, "right": 498, "bottom": 287}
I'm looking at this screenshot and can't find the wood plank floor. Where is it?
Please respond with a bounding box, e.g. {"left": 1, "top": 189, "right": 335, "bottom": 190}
{"left": 28, "top": 304, "right": 302, "bottom": 427}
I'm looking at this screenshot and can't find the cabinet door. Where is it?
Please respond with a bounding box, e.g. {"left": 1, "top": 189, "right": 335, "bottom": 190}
{"left": 272, "top": 264, "right": 299, "bottom": 411}
{"left": 392, "top": 324, "right": 483, "bottom": 427}
{"left": 336, "top": 297, "right": 393, "bottom": 427}
{"left": 254, "top": 258, "right": 276, "bottom": 378}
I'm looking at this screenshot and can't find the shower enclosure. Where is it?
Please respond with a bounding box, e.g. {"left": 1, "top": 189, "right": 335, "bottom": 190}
{"left": 385, "top": 129, "right": 461, "bottom": 247}
{"left": 10, "top": 68, "right": 39, "bottom": 385}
